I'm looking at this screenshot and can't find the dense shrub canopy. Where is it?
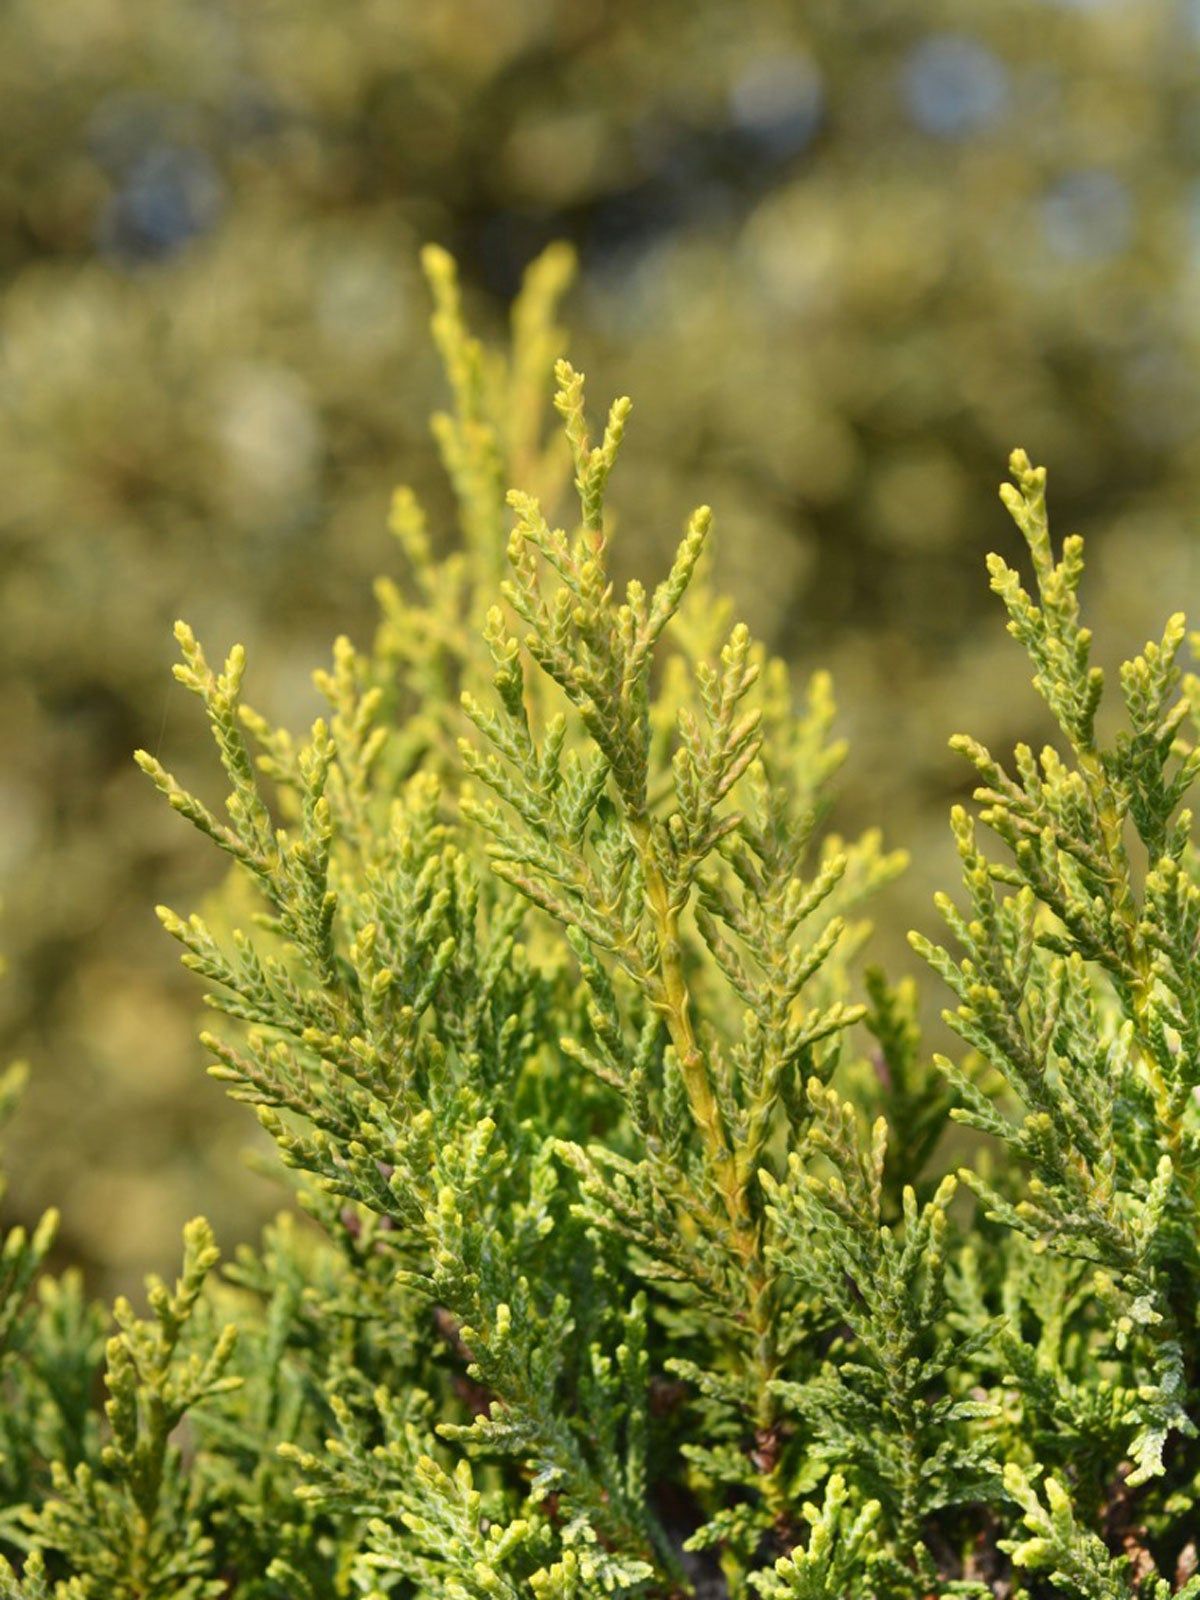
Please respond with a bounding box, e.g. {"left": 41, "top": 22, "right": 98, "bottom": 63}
{"left": 2, "top": 250, "right": 1200, "bottom": 1599}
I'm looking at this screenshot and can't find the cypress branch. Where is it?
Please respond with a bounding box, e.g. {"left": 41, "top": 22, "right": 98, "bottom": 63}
{"left": 0, "top": 260, "right": 1197, "bottom": 1597}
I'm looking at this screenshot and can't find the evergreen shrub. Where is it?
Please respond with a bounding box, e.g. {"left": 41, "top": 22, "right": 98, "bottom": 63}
{"left": 2, "top": 248, "right": 1199, "bottom": 1597}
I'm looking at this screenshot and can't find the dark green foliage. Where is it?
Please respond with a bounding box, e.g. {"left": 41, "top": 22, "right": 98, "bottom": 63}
{"left": 2, "top": 254, "right": 1200, "bottom": 1597}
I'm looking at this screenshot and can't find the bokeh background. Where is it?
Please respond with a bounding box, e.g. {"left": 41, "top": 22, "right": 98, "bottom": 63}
{"left": 2, "top": 0, "right": 1199, "bottom": 1287}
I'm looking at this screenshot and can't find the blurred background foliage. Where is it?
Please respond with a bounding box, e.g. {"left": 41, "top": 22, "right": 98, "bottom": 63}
{"left": 2, "top": 0, "right": 1199, "bottom": 1285}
